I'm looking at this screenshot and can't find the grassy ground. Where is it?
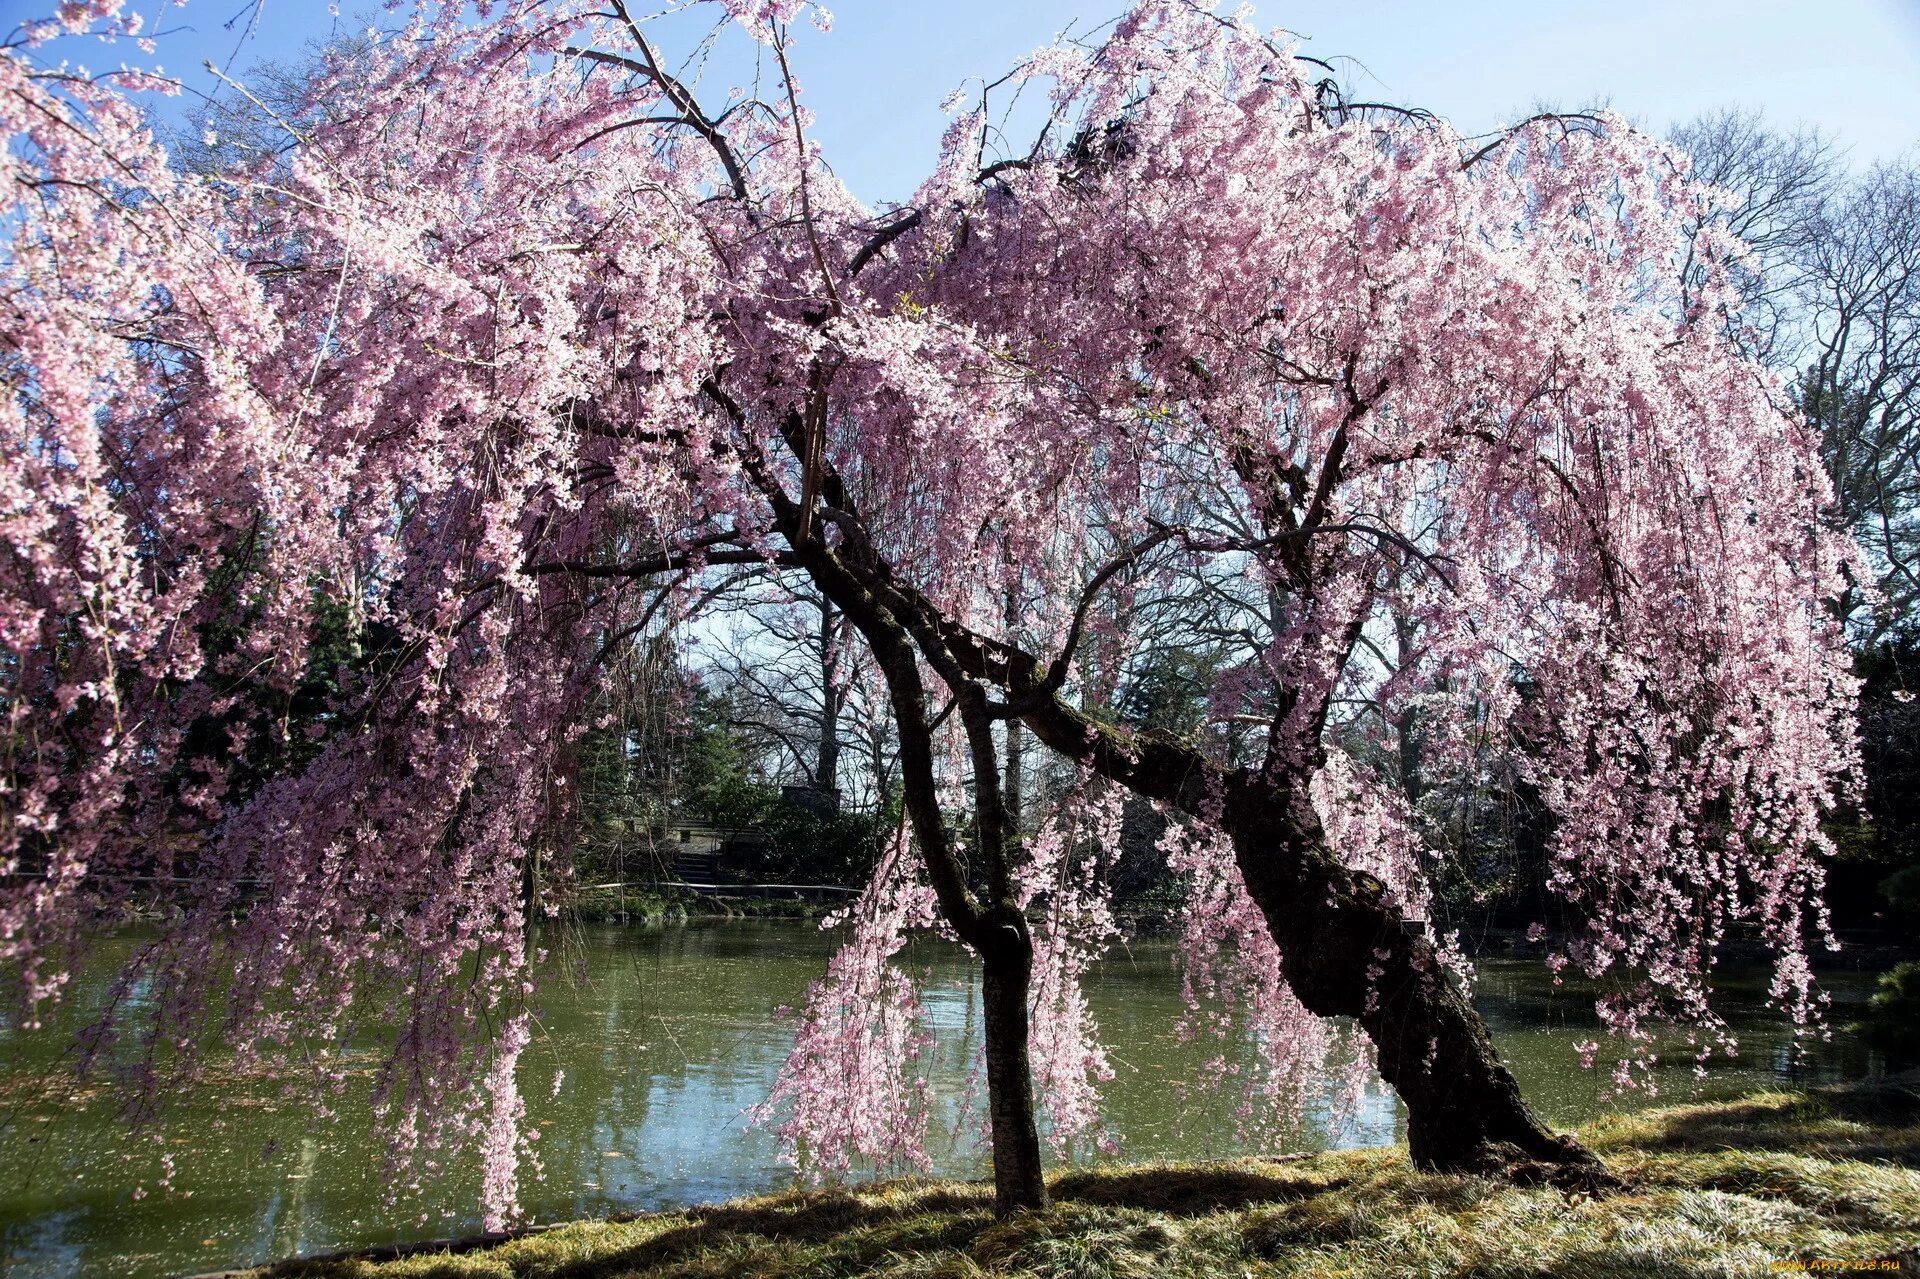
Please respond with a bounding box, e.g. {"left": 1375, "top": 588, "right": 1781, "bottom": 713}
{"left": 261, "top": 1085, "right": 1919, "bottom": 1279}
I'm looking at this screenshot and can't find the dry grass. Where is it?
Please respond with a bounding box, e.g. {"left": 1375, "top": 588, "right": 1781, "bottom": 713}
{"left": 254, "top": 1085, "right": 1920, "bottom": 1279}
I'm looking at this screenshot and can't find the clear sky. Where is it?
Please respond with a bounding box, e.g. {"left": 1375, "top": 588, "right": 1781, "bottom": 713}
{"left": 9, "top": 0, "right": 1917, "bottom": 205}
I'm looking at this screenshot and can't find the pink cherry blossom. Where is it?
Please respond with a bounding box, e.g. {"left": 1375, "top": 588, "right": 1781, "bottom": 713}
{"left": 0, "top": 0, "right": 1858, "bottom": 1216}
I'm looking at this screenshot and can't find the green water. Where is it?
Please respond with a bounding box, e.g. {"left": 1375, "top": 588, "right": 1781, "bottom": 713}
{"left": 0, "top": 922, "right": 1889, "bottom": 1277}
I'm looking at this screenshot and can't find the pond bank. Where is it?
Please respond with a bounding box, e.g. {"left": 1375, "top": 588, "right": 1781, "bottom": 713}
{"left": 2, "top": 925, "right": 1894, "bottom": 1277}
{"left": 562, "top": 893, "right": 1920, "bottom": 968}
{"left": 219, "top": 1083, "right": 1919, "bottom": 1279}
{"left": 558, "top": 887, "right": 827, "bottom": 923}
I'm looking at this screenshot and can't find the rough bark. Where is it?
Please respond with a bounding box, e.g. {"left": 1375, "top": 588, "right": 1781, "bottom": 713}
{"left": 1004, "top": 719, "right": 1025, "bottom": 839}
{"left": 729, "top": 418, "right": 1050, "bottom": 1213}
{"left": 979, "top": 908, "right": 1049, "bottom": 1215}
{"left": 724, "top": 384, "right": 1595, "bottom": 1199}
{"left": 958, "top": 691, "right": 1050, "bottom": 1213}
{"left": 813, "top": 597, "right": 843, "bottom": 791}
{"left": 1220, "top": 776, "right": 1610, "bottom": 1185}
{"left": 1003, "top": 585, "right": 1026, "bottom": 837}
{"left": 952, "top": 625, "right": 1615, "bottom": 1188}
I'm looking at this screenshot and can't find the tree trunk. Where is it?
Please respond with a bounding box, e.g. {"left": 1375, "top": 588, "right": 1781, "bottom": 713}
{"left": 814, "top": 598, "right": 842, "bottom": 791}
{"left": 1004, "top": 719, "right": 1024, "bottom": 836}
{"left": 729, "top": 389, "right": 1054, "bottom": 1218}
{"left": 768, "top": 518, "right": 1051, "bottom": 1216}
{"left": 736, "top": 394, "right": 1596, "bottom": 1199}
{"left": 1222, "top": 777, "right": 1612, "bottom": 1185}
{"left": 979, "top": 908, "right": 1049, "bottom": 1214}
{"left": 1002, "top": 585, "right": 1025, "bottom": 836}
{"left": 996, "top": 670, "right": 1614, "bottom": 1188}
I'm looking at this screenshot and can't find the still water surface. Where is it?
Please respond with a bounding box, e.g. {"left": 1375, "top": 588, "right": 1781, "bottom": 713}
{"left": 0, "top": 921, "right": 1887, "bottom": 1277}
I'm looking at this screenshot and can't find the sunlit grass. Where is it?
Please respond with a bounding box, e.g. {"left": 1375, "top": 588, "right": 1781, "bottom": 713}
{"left": 266, "top": 1086, "right": 1920, "bottom": 1279}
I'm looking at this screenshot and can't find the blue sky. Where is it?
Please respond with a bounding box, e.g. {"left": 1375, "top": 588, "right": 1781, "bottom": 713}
{"left": 8, "top": 0, "right": 1917, "bottom": 205}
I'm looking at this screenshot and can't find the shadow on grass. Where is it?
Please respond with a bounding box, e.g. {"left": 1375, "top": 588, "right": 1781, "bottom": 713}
{"left": 1463, "top": 1249, "right": 1729, "bottom": 1279}
{"left": 1048, "top": 1158, "right": 1351, "bottom": 1216}
{"left": 265, "top": 1087, "right": 1920, "bottom": 1279}
{"left": 1598, "top": 1078, "right": 1920, "bottom": 1168}
{"left": 269, "top": 1160, "right": 1373, "bottom": 1279}
{"left": 351, "top": 1184, "right": 997, "bottom": 1279}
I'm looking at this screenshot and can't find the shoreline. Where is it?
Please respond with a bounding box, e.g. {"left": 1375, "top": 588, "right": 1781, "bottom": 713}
{"left": 194, "top": 1081, "right": 1919, "bottom": 1279}
{"left": 561, "top": 899, "right": 1920, "bottom": 970}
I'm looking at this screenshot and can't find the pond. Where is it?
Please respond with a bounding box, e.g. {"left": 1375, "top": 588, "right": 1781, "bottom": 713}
{"left": 0, "top": 921, "right": 1891, "bottom": 1278}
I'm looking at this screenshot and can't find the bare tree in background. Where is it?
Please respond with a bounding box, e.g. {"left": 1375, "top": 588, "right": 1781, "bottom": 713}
{"left": 1670, "top": 109, "right": 1840, "bottom": 362}
{"left": 704, "top": 575, "right": 898, "bottom": 811}
{"left": 1672, "top": 111, "right": 1919, "bottom": 639}
{"left": 1802, "top": 165, "right": 1920, "bottom": 638}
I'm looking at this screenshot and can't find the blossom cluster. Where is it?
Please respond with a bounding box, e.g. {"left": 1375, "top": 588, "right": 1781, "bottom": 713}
{"left": 0, "top": 0, "right": 1859, "bottom": 1214}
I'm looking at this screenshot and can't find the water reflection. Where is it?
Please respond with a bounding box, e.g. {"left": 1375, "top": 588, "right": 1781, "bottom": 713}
{"left": 0, "top": 921, "right": 1888, "bottom": 1278}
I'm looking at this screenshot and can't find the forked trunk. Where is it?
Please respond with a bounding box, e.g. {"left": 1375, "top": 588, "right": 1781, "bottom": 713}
{"left": 771, "top": 530, "right": 1050, "bottom": 1217}
{"left": 758, "top": 422, "right": 1601, "bottom": 1198}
